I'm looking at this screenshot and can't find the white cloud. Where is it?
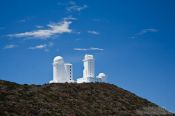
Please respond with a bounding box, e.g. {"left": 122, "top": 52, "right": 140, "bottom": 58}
{"left": 28, "top": 42, "right": 54, "bottom": 51}
{"left": 63, "top": 16, "right": 77, "bottom": 21}
{"left": 74, "top": 48, "right": 88, "bottom": 51}
{"left": 129, "top": 28, "right": 159, "bottom": 39}
{"left": 74, "top": 47, "right": 104, "bottom": 51}
{"left": 4, "top": 44, "right": 18, "bottom": 49}
{"left": 136, "top": 28, "right": 159, "bottom": 36}
{"left": 28, "top": 44, "right": 47, "bottom": 50}
{"left": 8, "top": 20, "right": 73, "bottom": 39}
{"left": 88, "top": 30, "right": 100, "bottom": 35}
{"left": 89, "top": 47, "right": 104, "bottom": 51}
{"left": 66, "top": 1, "right": 87, "bottom": 12}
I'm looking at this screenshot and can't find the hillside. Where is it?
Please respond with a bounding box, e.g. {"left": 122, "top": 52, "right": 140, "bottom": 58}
{"left": 0, "top": 80, "right": 173, "bottom": 116}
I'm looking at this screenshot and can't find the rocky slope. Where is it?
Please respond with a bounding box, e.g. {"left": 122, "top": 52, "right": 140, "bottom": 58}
{"left": 0, "top": 80, "right": 173, "bottom": 116}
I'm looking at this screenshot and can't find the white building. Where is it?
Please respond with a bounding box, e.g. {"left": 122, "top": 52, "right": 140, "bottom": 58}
{"left": 50, "top": 54, "right": 106, "bottom": 83}
{"left": 64, "top": 63, "right": 74, "bottom": 82}
{"left": 49, "top": 56, "right": 74, "bottom": 83}
{"left": 96, "top": 73, "right": 106, "bottom": 82}
{"left": 77, "top": 54, "right": 95, "bottom": 83}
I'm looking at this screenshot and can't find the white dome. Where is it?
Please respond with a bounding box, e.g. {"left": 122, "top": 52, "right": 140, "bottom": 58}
{"left": 97, "top": 73, "right": 106, "bottom": 78}
{"left": 53, "top": 56, "right": 63, "bottom": 62}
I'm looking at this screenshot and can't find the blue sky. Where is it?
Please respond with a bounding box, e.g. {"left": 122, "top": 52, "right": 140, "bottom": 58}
{"left": 0, "top": 0, "right": 175, "bottom": 112}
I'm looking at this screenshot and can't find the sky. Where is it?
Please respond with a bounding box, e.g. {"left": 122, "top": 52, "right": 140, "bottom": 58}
{"left": 0, "top": 0, "right": 175, "bottom": 112}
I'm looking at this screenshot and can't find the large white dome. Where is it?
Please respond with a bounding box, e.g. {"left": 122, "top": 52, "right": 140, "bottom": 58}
{"left": 53, "top": 56, "right": 63, "bottom": 62}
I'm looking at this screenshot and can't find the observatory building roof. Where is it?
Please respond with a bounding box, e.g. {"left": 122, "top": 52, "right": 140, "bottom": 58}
{"left": 83, "top": 54, "right": 94, "bottom": 61}
{"left": 53, "top": 56, "right": 63, "bottom": 62}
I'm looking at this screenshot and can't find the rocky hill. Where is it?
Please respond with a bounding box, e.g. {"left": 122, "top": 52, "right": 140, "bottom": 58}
{"left": 0, "top": 80, "right": 173, "bottom": 116}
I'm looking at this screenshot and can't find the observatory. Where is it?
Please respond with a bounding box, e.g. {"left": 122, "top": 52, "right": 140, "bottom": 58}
{"left": 49, "top": 56, "right": 74, "bottom": 83}
{"left": 49, "top": 54, "right": 106, "bottom": 83}
{"left": 77, "top": 54, "right": 95, "bottom": 83}
{"left": 96, "top": 73, "right": 106, "bottom": 82}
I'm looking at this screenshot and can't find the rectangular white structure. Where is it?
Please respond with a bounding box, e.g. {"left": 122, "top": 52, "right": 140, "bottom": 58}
{"left": 83, "top": 54, "right": 95, "bottom": 79}
{"left": 64, "top": 63, "right": 73, "bottom": 82}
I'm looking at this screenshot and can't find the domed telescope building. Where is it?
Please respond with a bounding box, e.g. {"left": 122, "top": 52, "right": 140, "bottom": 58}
{"left": 49, "top": 54, "right": 106, "bottom": 83}
{"left": 49, "top": 56, "right": 73, "bottom": 83}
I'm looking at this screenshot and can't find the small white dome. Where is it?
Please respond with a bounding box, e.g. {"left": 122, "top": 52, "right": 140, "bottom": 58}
{"left": 97, "top": 73, "right": 106, "bottom": 78}
{"left": 53, "top": 56, "right": 63, "bottom": 62}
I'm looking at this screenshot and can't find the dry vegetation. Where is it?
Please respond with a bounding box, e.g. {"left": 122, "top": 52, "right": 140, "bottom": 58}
{"left": 0, "top": 80, "right": 173, "bottom": 116}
